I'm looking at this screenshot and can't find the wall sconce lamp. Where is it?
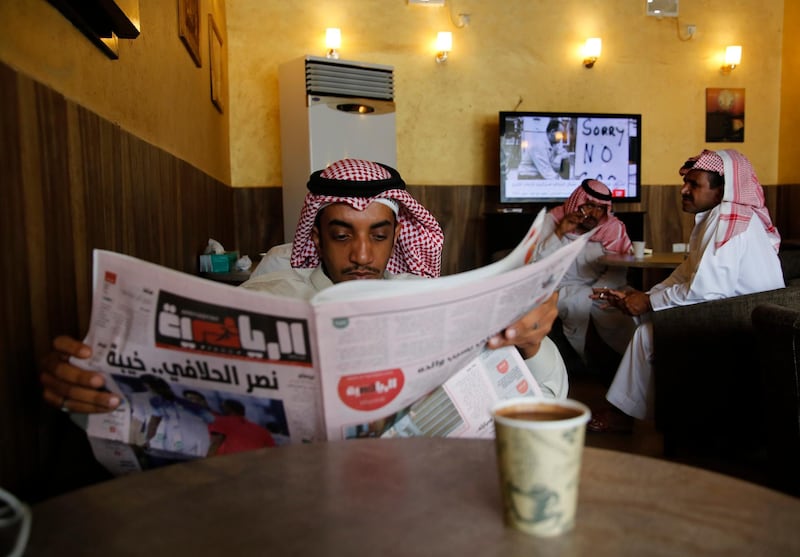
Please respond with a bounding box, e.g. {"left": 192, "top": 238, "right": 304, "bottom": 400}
{"left": 582, "top": 38, "right": 602, "bottom": 68}
{"left": 435, "top": 31, "right": 452, "bottom": 64}
{"left": 326, "top": 28, "right": 341, "bottom": 59}
{"left": 721, "top": 45, "right": 742, "bottom": 74}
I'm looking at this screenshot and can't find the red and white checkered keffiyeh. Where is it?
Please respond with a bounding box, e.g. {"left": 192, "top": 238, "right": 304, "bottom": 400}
{"left": 690, "top": 149, "right": 780, "bottom": 252}
{"left": 290, "top": 159, "right": 444, "bottom": 278}
{"left": 549, "top": 179, "right": 632, "bottom": 254}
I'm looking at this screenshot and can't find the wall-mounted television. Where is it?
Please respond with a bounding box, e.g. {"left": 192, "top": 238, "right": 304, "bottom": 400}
{"left": 499, "top": 111, "right": 641, "bottom": 204}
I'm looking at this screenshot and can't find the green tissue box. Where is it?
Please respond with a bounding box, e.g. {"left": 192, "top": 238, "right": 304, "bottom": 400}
{"left": 200, "top": 251, "right": 239, "bottom": 273}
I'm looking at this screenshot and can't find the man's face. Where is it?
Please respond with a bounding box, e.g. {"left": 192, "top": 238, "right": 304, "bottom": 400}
{"left": 576, "top": 202, "right": 607, "bottom": 232}
{"left": 680, "top": 169, "right": 723, "bottom": 214}
{"left": 312, "top": 202, "right": 399, "bottom": 284}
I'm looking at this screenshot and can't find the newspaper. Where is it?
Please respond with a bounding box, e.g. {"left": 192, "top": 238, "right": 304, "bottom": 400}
{"left": 79, "top": 209, "right": 588, "bottom": 473}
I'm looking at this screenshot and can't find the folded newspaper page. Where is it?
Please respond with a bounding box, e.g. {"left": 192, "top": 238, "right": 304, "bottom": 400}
{"left": 79, "top": 209, "right": 588, "bottom": 473}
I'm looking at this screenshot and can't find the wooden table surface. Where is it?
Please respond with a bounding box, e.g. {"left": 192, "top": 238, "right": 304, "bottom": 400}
{"left": 25, "top": 439, "right": 800, "bottom": 556}
{"left": 598, "top": 251, "right": 687, "bottom": 269}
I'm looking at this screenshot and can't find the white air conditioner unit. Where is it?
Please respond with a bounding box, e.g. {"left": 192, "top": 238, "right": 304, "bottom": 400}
{"left": 278, "top": 55, "right": 397, "bottom": 241}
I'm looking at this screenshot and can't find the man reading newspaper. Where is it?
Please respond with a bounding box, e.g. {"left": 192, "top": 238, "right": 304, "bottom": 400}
{"left": 40, "top": 159, "right": 570, "bottom": 466}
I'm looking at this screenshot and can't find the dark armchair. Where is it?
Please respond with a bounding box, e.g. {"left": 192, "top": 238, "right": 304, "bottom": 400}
{"left": 752, "top": 303, "right": 800, "bottom": 497}
{"left": 651, "top": 249, "right": 800, "bottom": 468}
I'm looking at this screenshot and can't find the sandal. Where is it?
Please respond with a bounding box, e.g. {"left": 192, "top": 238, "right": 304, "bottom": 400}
{"left": 587, "top": 408, "right": 633, "bottom": 434}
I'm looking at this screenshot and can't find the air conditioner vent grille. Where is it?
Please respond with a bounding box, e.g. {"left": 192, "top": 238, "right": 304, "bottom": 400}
{"left": 305, "top": 58, "right": 394, "bottom": 100}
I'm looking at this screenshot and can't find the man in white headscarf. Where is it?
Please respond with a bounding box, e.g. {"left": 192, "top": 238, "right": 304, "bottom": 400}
{"left": 42, "top": 159, "right": 569, "bottom": 419}
{"left": 243, "top": 158, "right": 444, "bottom": 297}
{"left": 588, "top": 149, "right": 784, "bottom": 432}
{"left": 534, "top": 179, "right": 636, "bottom": 363}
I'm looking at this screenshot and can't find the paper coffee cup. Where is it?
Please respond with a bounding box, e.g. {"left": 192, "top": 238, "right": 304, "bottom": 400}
{"left": 492, "top": 397, "right": 590, "bottom": 538}
{"left": 632, "top": 241, "right": 646, "bottom": 259}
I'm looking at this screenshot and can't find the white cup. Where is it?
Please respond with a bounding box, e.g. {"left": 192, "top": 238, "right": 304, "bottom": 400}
{"left": 492, "top": 398, "right": 591, "bottom": 537}
{"left": 632, "top": 241, "right": 646, "bottom": 259}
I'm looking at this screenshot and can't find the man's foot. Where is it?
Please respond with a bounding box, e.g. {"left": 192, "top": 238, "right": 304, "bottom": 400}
{"left": 587, "top": 407, "right": 634, "bottom": 433}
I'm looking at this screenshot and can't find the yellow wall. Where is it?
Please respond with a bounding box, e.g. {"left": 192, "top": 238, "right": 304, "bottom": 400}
{"left": 0, "top": 1, "right": 789, "bottom": 189}
{"left": 0, "top": 0, "right": 230, "bottom": 184}
{"left": 779, "top": 1, "right": 800, "bottom": 182}
{"left": 228, "top": 0, "right": 785, "bottom": 187}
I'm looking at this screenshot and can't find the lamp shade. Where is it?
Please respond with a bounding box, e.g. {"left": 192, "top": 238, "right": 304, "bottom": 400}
{"left": 584, "top": 37, "right": 602, "bottom": 58}
{"left": 724, "top": 45, "right": 742, "bottom": 66}
{"left": 326, "top": 28, "right": 341, "bottom": 49}
{"left": 436, "top": 31, "right": 452, "bottom": 52}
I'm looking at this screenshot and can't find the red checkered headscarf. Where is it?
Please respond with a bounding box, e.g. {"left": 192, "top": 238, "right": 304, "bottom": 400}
{"left": 290, "top": 159, "right": 444, "bottom": 278}
{"left": 549, "top": 179, "right": 632, "bottom": 254}
{"left": 688, "top": 149, "right": 780, "bottom": 252}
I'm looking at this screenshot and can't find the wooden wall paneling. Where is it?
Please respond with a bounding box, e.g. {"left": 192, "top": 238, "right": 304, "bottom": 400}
{"left": 124, "top": 128, "right": 146, "bottom": 256}
{"left": 66, "top": 103, "right": 92, "bottom": 333}
{"left": 173, "top": 156, "right": 231, "bottom": 275}
{"left": 141, "top": 140, "right": 166, "bottom": 263}
{"left": 0, "top": 60, "right": 39, "bottom": 498}
{"left": 210, "top": 172, "right": 236, "bottom": 259}
{"left": 232, "top": 186, "right": 284, "bottom": 262}
{"left": 158, "top": 144, "right": 174, "bottom": 261}
{"left": 71, "top": 103, "right": 130, "bottom": 333}
{"left": 78, "top": 106, "right": 119, "bottom": 259}
{"left": 166, "top": 155, "right": 187, "bottom": 272}
{"left": 175, "top": 159, "right": 238, "bottom": 275}
{"left": 406, "top": 185, "right": 487, "bottom": 276}
{"left": 760, "top": 184, "right": 800, "bottom": 245}
{"left": 117, "top": 130, "right": 137, "bottom": 261}
{"left": 774, "top": 184, "right": 800, "bottom": 241}
{"left": 763, "top": 185, "right": 777, "bottom": 235}
{"left": 32, "top": 79, "right": 100, "bottom": 502}
{"left": 788, "top": 185, "right": 800, "bottom": 240}
{"left": 177, "top": 158, "right": 201, "bottom": 273}
{"left": 23, "top": 78, "right": 79, "bottom": 355}
{"left": 641, "top": 185, "right": 694, "bottom": 252}
{"left": 173, "top": 160, "right": 195, "bottom": 273}
{"left": 205, "top": 172, "right": 232, "bottom": 266}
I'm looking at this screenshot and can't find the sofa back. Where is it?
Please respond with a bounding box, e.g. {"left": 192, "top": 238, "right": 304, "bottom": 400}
{"left": 652, "top": 286, "right": 800, "bottom": 459}
{"left": 752, "top": 302, "right": 800, "bottom": 496}
{"left": 779, "top": 248, "right": 800, "bottom": 286}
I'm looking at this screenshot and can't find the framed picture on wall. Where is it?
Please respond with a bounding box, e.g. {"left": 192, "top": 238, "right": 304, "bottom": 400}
{"left": 706, "top": 88, "right": 745, "bottom": 142}
{"left": 209, "top": 13, "right": 224, "bottom": 113}
{"left": 178, "top": 0, "right": 201, "bottom": 67}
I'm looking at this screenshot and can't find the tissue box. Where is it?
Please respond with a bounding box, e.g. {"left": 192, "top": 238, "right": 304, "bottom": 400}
{"left": 199, "top": 251, "right": 239, "bottom": 273}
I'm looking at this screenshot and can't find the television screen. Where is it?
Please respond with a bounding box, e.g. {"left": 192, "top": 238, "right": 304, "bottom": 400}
{"left": 499, "top": 111, "right": 641, "bottom": 204}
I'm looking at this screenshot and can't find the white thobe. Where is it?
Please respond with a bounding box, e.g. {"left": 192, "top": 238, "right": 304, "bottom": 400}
{"left": 607, "top": 207, "right": 785, "bottom": 419}
{"left": 535, "top": 215, "right": 636, "bottom": 361}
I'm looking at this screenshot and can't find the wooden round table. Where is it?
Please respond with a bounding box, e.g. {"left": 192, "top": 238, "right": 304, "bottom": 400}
{"left": 26, "top": 439, "right": 800, "bottom": 556}
{"left": 597, "top": 252, "right": 686, "bottom": 290}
